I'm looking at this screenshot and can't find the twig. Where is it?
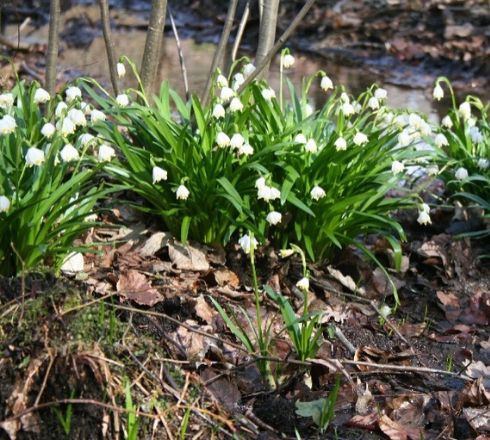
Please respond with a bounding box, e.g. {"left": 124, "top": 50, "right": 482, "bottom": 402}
{"left": 34, "top": 352, "right": 55, "bottom": 406}
{"left": 98, "top": 0, "right": 119, "bottom": 95}
{"left": 46, "top": 0, "right": 60, "bottom": 95}
{"left": 0, "top": 34, "right": 30, "bottom": 50}
{"left": 237, "top": 0, "right": 316, "bottom": 94}
{"left": 168, "top": 6, "right": 189, "bottom": 101}
{"left": 231, "top": 0, "right": 250, "bottom": 62}
{"left": 334, "top": 325, "right": 356, "bottom": 355}
{"left": 60, "top": 292, "right": 118, "bottom": 316}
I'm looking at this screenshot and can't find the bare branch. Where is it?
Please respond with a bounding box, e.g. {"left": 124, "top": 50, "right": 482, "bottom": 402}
{"left": 98, "top": 0, "right": 119, "bottom": 96}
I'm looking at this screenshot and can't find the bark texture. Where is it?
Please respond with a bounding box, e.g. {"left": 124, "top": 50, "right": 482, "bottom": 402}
{"left": 99, "top": 0, "right": 119, "bottom": 95}
{"left": 45, "top": 0, "right": 61, "bottom": 95}
{"left": 255, "top": 0, "right": 280, "bottom": 75}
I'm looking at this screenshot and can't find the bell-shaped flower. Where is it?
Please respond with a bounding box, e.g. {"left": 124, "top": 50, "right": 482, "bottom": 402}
{"left": 65, "top": 86, "right": 82, "bottom": 102}
{"left": 0, "top": 195, "right": 10, "bottom": 212}
{"left": 458, "top": 102, "right": 471, "bottom": 121}
{"left": 0, "top": 115, "right": 17, "bottom": 135}
{"left": 335, "top": 137, "right": 347, "bottom": 151}
{"left": 398, "top": 130, "right": 411, "bottom": 147}
{"left": 296, "top": 277, "right": 309, "bottom": 291}
{"left": 417, "top": 210, "right": 431, "bottom": 225}
{"left": 98, "top": 144, "right": 115, "bottom": 161}
{"left": 230, "top": 133, "right": 245, "bottom": 150}
{"left": 304, "top": 138, "right": 318, "bottom": 153}
{"left": 232, "top": 73, "right": 245, "bottom": 90}
{"left": 441, "top": 115, "right": 453, "bottom": 128}
{"left": 266, "top": 211, "right": 282, "bottom": 225}
{"left": 216, "top": 132, "right": 231, "bottom": 148}
{"left": 255, "top": 177, "right": 266, "bottom": 189}
{"left": 176, "top": 184, "right": 190, "bottom": 200}
{"left": 229, "top": 97, "right": 243, "bottom": 112}
{"left": 34, "top": 88, "right": 50, "bottom": 104}
{"left": 216, "top": 74, "right": 228, "bottom": 88}
{"left": 282, "top": 54, "right": 295, "bottom": 69}
{"left": 391, "top": 160, "right": 404, "bottom": 174}
{"left": 455, "top": 167, "right": 468, "bottom": 180}
{"left": 78, "top": 133, "right": 95, "bottom": 146}
{"left": 117, "top": 62, "right": 126, "bottom": 79}
{"left": 261, "top": 88, "right": 276, "bottom": 101}
{"left": 294, "top": 133, "right": 307, "bottom": 144}
{"left": 353, "top": 132, "right": 368, "bottom": 146}
{"left": 220, "top": 86, "right": 235, "bottom": 103}
{"left": 25, "top": 147, "right": 45, "bottom": 166}
{"left": 477, "top": 158, "right": 489, "bottom": 170}
{"left": 320, "top": 75, "right": 333, "bottom": 92}
{"left": 243, "top": 63, "right": 256, "bottom": 78}
{"left": 368, "top": 97, "right": 380, "bottom": 110}
{"left": 374, "top": 88, "right": 387, "bottom": 100}
{"left": 310, "top": 185, "right": 326, "bottom": 201}
{"left": 238, "top": 142, "right": 253, "bottom": 156}
{"left": 41, "top": 122, "right": 55, "bottom": 138}
{"left": 152, "top": 166, "right": 167, "bottom": 183}
{"left": 60, "top": 144, "right": 80, "bottom": 162}
{"left": 469, "top": 126, "right": 483, "bottom": 144}
{"left": 238, "top": 233, "right": 257, "bottom": 254}
{"left": 433, "top": 83, "right": 444, "bottom": 101}
{"left": 212, "top": 103, "right": 225, "bottom": 119}
{"left": 434, "top": 133, "right": 448, "bottom": 147}
{"left": 116, "top": 94, "right": 129, "bottom": 107}
{"left": 55, "top": 102, "right": 68, "bottom": 117}
{"left": 91, "top": 109, "right": 106, "bottom": 123}
{"left": 0, "top": 93, "right": 14, "bottom": 109}
{"left": 68, "top": 108, "right": 87, "bottom": 127}
{"left": 61, "top": 117, "right": 76, "bottom": 136}
{"left": 341, "top": 102, "right": 354, "bottom": 116}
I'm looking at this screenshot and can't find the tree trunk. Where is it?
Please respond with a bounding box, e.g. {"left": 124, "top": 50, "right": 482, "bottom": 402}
{"left": 46, "top": 0, "right": 61, "bottom": 95}
{"left": 99, "top": 0, "right": 119, "bottom": 96}
{"left": 255, "top": 0, "right": 280, "bottom": 76}
{"left": 140, "top": 0, "right": 168, "bottom": 94}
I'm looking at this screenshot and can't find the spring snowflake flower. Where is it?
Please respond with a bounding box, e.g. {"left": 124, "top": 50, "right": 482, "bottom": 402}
{"left": 238, "top": 234, "right": 257, "bottom": 254}
{"left": 455, "top": 167, "right": 468, "bottom": 180}
{"left": 477, "top": 158, "right": 489, "bottom": 170}
{"left": 116, "top": 94, "right": 129, "bottom": 107}
{"left": 433, "top": 83, "right": 444, "bottom": 101}
{"left": 340, "top": 92, "right": 350, "bottom": 103}
{"left": 353, "top": 101, "right": 362, "bottom": 114}
{"left": 374, "top": 88, "right": 387, "bottom": 100}
{"left": 80, "top": 101, "right": 92, "bottom": 115}
{"left": 60, "top": 144, "right": 80, "bottom": 162}
{"left": 243, "top": 63, "right": 256, "bottom": 78}
{"left": 152, "top": 166, "right": 167, "bottom": 183}
{"left": 408, "top": 113, "right": 423, "bottom": 130}
{"left": 294, "top": 133, "right": 307, "bottom": 144}
{"left": 41, "top": 122, "right": 55, "bottom": 138}
{"left": 78, "top": 133, "right": 95, "bottom": 146}
{"left": 266, "top": 211, "right": 282, "bottom": 225}
{"left": 320, "top": 75, "right": 333, "bottom": 92}
{"left": 341, "top": 102, "right": 355, "bottom": 116}
{"left": 282, "top": 53, "right": 295, "bottom": 69}
{"left": 229, "top": 97, "right": 243, "bottom": 112}
{"left": 232, "top": 73, "right": 245, "bottom": 90}
{"left": 117, "top": 62, "right": 126, "bottom": 79}
{"left": 458, "top": 102, "right": 471, "bottom": 121}
{"left": 419, "top": 121, "right": 432, "bottom": 137}
{"left": 310, "top": 185, "right": 326, "bottom": 201}
{"left": 220, "top": 86, "right": 234, "bottom": 103}
{"left": 25, "top": 147, "right": 45, "bottom": 166}
{"left": 91, "top": 109, "right": 106, "bottom": 123}
{"left": 441, "top": 115, "right": 453, "bottom": 128}
{"left": 304, "top": 138, "right": 318, "bottom": 153}
{"left": 65, "top": 86, "right": 82, "bottom": 102}
{"left": 0, "top": 115, "right": 17, "bottom": 135}
{"left": 426, "top": 164, "right": 439, "bottom": 176}
{"left": 261, "top": 87, "right": 276, "bottom": 101}
{"left": 60, "top": 117, "right": 76, "bottom": 136}
{"left": 216, "top": 132, "right": 231, "bottom": 148}
{"left": 421, "top": 203, "right": 430, "bottom": 213}
{"left": 353, "top": 132, "right": 368, "bottom": 146}
{"left": 256, "top": 177, "right": 266, "bottom": 189}
{"left": 33, "top": 88, "right": 50, "bottom": 104}
{"left": 304, "top": 103, "right": 314, "bottom": 117}
{"left": 398, "top": 130, "right": 411, "bottom": 147}
{"left": 0, "top": 195, "right": 10, "bottom": 212}
{"left": 176, "top": 184, "right": 190, "bottom": 200}
{"left": 434, "top": 133, "right": 448, "bottom": 147}
{"left": 212, "top": 103, "right": 225, "bottom": 119}
{"left": 335, "top": 137, "right": 347, "bottom": 151}
{"left": 417, "top": 210, "right": 431, "bottom": 225}
{"left": 469, "top": 126, "right": 483, "bottom": 144}
{"left": 368, "top": 97, "right": 380, "bottom": 110}
{"left": 296, "top": 277, "right": 309, "bottom": 291}
{"left": 55, "top": 102, "right": 68, "bottom": 117}
{"left": 258, "top": 185, "right": 281, "bottom": 202}
{"left": 391, "top": 160, "right": 404, "bottom": 174}
{"left": 98, "top": 144, "right": 115, "bottom": 161}
{"left": 68, "top": 108, "right": 86, "bottom": 127}
{"left": 238, "top": 142, "right": 254, "bottom": 156}
{"left": 216, "top": 74, "right": 228, "bottom": 88}
{"left": 230, "top": 133, "right": 245, "bottom": 150}
{"left": 379, "top": 304, "right": 392, "bottom": 319}
{"left": 0, "top": 93, "right": 14, "bottom": 109}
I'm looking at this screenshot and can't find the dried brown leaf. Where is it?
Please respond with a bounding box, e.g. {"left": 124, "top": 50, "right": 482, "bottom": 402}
{"left": 378, "top": 414, "right": 423, "bottom": 440}
{"left": 168, "top": 241, "right": 210, "bottom": 271}
{"left": 116, "top": 270, "right": 163, "bottom": 306}
{"left": 194, "top": 295, "right": 216, "bottom": 325}
{"left": 214, "top": 267, "right": 239, "bottom": 288}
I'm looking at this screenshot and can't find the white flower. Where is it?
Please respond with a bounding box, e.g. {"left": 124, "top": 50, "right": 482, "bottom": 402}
{"left": 383, "top": 112, "right": 394, "bottom": 125}
{"left": 441, "top": 115, "right": 453, "bottom": 128}
{"left": 419, "top": 121, "right": 432, "bottom": 137}
{"left": 33, "top": 88, "right": 50, "bottom": 104}
{"left": 0, "top": 115, "right": 17, "bottom": 135}
{"left": 335, "top": 137, "right": 347, "bottom": 151}
{"left": 232, "top": 73, "right": 245, "bottom": 90}
{"left": 368, "top": 97, "right": 380, "bottom": 110}
{"left": 296, "top": 277, "right": 309, "bottom": 291}
{"left": 391, "top": 160, "right": 404, "bottom": 174}
{"left": 0, "top": 196, "right": 10, "bottom": 212}
{"left": 98, "top": 144, "right": 115, "bottom": 161}
{"left": 60, "top": 144, "right": 80, "bottom": 162}
{"left": 256, "top": 177, "right": 266, "bottom": 189}
{"left": 427, "top": 165, "right": 439, "bottom": 176}
{"left": 433, "top": 83, "right": 444, "bottom": 101}
{"left": 41, "top": 122, "right": 55, "bottom": 138}
{"left": 304, "top": 103, "right": 314, "bottom": 117}
{"left": 266, "top": 211, "right": 282, "bottom": 225}
{"left": 216, "top": 74, "right": 228, "bottom": 88}
{"left": 434, "top": 133, "right": 448, "bottom": 147}
{"left": 458, "top": 102, "right": 471, "bottom": 121}
{"left": 310, "top": 185, "right": 326, "bottom": 201}
{"left": 238, "top": 142, "right": 254, "bottom": 156}
{"left": 0, "top": 93, "right": 14, "bottom": 109}
{"left": 117, "top": 62, "right": 126, "bottom": 79}
{"left": 216, "top": 132, "right": 231, "bottom": 148}
{"left": 220, "top": 86, "right": 235, "bottom": 103}
{"left": 398, "top": 130, "right": 411, "bottom": 147}
{"left": 230, "top": 133, "right": 245, "bottom": 150}
{"left": 379, "top": 304, "right": 392, "bottom": 319}
{"left": 341, "top": 102, "right": 355, "bottom": 116}
{"left": 176, "top": 184, "right": 190, "bottom": 200}
{"left": 304, "top": 138, "right": 318, "bottom": 153}
{"left": 417, "top": 210, "right": 431, "bottom": 225}
{"left": 282, "top": 53, "right": 295, "bottom": 69}
{"left": 78, "top": 133, "right": 95, "bottom": 146}
{"left": 353, "top": 132, "right": 368, "bottom": 146}
{"left": 353, "top": 101, "right": 362, "bottom": 114}
{"left": 469, "top": 126, "right": 483, "bottom": 144}
{"left": 152, "top": 166, "right": 167, "bottom": 183}
{"left": 90, "top": 109, "right": 106, "bottom": 123}
{"left": 25, "top": 147, "right": 45, "bottom": 166}
{"left": 80, "top": 101, "right": 92, "bottom": 115}
{"left": 320, "top": 75, "right": 333, "bottom": 91}
{"left": 60, "top": 117, "right": 76, "bottom": 136}
{"left": 229, "top": 97, "right": 243, "bottom": 112}
{"left": 455, "top": 167, "right": 468, "bottom": 180}
{"left": 55, "top": 102, "right": 68, "bottom": 117}
{"left": 261, "top": 87, "right": 276, "bottom": 101}
{"left": 374, "top": 88, "right": 387, "bottom": 100}
{"left": 340, "top": 92, "right": 350, "bottom": 103}
{"left": 116, "top": 94, "right": 129, "bottom": 107}
{"left": 65, "top": 86, "right": 82, "bottom": 102}
{"left": 68, "top": 108, "right": 86, "bottom": 127}
{"left": 395, "top": 114, "right": 409, "bottom": 128}
{"left": 477, "top": 158, "right": 489, "bottom": 170}
{"left": 212, "top": 103, "right": 225, "bottom": 118}
{"left": 408, "top": 113, "right": 423, "bottom": 129}
{"left": 258, "top": 185, "right": 280, "bottom": 201}
{"left": 243, "top": 63, "right": 256, "bottom": 78}
{"left": 421, "top": 203, "right": 430, "bottom": 213}
{"left": 467, "top": 117, "right": 476, "bottom": 128}
{"left": 294, "top": 133, "right": 307, "bottom": 144}
{"left": 238, "top": 234, "right": 257, "bottom": 254}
